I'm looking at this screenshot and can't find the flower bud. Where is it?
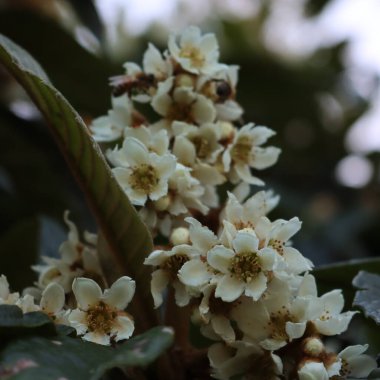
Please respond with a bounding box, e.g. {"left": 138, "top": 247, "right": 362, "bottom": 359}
{"left": 154, "top": 196, "right": 171, "bottom": 211}
{"left": 170, "top": 227, "right": 190, "bottom": 246}
{"left": 303, "top": 337, "right": 325, "bottom": 357}
{"left": 219, "top": 121, "right": 234, "bottom": 141}
{"left": 175, "top": 73, "right": 195, "bottom": 89}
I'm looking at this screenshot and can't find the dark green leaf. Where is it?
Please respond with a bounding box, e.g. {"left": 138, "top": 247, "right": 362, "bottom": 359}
{"left": 0, "top": 305, "right": 56, "bottom": 338}
{"left": 0, "top": 34, "right": 156, "bottom": 331}
{"left": 353, "top": 271, "right": 380, "bottom": 325}
{"left": 313, "top": 258, "right": 380, "bottom": 304}
{"left": 0, "top": 326, "right": 174, "bottom": 380}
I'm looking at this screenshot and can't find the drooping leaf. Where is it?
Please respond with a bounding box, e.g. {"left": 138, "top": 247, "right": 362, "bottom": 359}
{"left": 0, "top": 305, "right": 56, "bottom": 338}
{"left": 0, "top": 326, "right": 174, "bottom": 380}
{"left": 313, "top": 258, "right": 380, "bottom": 303}
{"left": 0, "top": 34, "right": 156, "bottom": 331}
{"left": 352, "top": 271, "right": 380, "bottom": 325}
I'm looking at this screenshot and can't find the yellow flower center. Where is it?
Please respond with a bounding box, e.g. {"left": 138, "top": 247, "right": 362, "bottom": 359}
{"left": 162, "top": 254, "right": 188, "bottom": 279}
{"left": 129, "top": 164, "right": 159, "bottom": 194}
{"left": 192, "top": 136, "right": 210, "bottom": 159}
{"left": 180, "top": 45, "right": 205, "bottom": 69}
{"left": 167, "top": 101, "right": 194, "bottom": 123}
{"left": 231, "top": 136, "right": 252, "bottom": 163}
{"left": 269, "top": 239, "right": 284, "bottom": 255}
{"left": 229, "top": 252, "right": 261, "bottom": 283}
{"left": 268, "top": 308, "right": 296, "bottom": 341}
{"left": 86, "top": 301, "right": 117, "bottom": 334}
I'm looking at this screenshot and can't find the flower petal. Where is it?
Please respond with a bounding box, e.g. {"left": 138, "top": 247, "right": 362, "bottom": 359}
{"left": 103, "top": 276, "right": 136, "bottom": 310}
{"left": 72, "top": 277, "right": 102, "bottom": 310}
{"left": 215, "top": 275, "right": 244, "bottom": 302}
{"left": 113, "top": 315, "right": 135, "bottom": 341}
{"left": 40, "top": 282, "right": 65, "bottom": 314}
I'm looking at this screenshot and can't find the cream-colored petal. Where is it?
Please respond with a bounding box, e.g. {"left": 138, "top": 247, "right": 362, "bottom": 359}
{"left": 122, "top": 137, "right": 150, "bottom": 166}
{"left": 68, "top": 309, "right": 88, "bottom": 335}
{"left": 151, "top": 269, "right": 169, "bottom": 308}
{"left": 173, "top": 280, "right": 191, "bottom": 307}
{"left": 286, "top": 321, "right": 306, "bottom": 340}
{"left": 258, "top": 248, "right": 276, "bottom": 271}
{"left": 207, "top": 246, "right": 234, "bottom": 273}
{"left": 103, "top": 276, "right": 135, "bottom": 310}
{"left": 232, "top": 232, "right": 259, "bottom": 254}
{"left": 250, "top": 146, "right": 281, "bottom": 170}
{"left": 244, "top": 272, "right": 267, "bottom": 301}
{"left": 215, "top": 275, "right": 244, "bottom": 302}
{"left": 211, "top": 315, "right": 235, "bottom": 342}
{"left": 82, "top": 331, "right": 110, "bottom": 346}
{"left": 72, "top": 277, "right": 102, "bottom": 311}
{"left": 178, "top": 260, "right": 210, "bottom": 287}
{"left": 193, "top": 96, "right": 216, "bottom": 124}
{"left": 40, "top": 282, "right": 65, "bottom": 314}
{"left": 113, "top": 316, "right": 135, "bottom": 341}
{"left": 235, "top": 164, "right": 264, "bottom": 186}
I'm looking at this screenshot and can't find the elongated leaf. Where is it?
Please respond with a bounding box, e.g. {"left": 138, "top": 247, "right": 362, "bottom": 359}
{"left": 0, "top": 34, "right": 156, "bottom": 331}
{"left": 313, "top": 258, "right": 380, "bottom": 303}
{"left": 0, "top": 326, "right": 174, "bottom": 380}
{"left": 353, "top": 271, "right": 380, "bottom": 325}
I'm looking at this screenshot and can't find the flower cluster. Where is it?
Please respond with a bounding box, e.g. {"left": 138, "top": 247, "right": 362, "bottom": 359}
{"left": 144, "top": 193, "right": 376, "bottom": 379}
{"left": 130, "top": 27, "right": 376, "bottom": 379}
{"left": 90, "top": 26, "right": 280, "bottom": 237}
{"left": 0, "top": 213, "right": 135, "bottom": 346}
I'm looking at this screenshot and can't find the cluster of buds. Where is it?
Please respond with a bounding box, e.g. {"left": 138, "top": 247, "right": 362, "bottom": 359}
{"left": 90, "top": 26, "right": 280, "bottom": 237}
{"left": 0, "top": 213, "right": 135, "bottom": 346}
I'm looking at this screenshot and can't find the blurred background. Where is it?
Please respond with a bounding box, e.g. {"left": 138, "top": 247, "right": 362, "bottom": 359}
{"left": 0, "top": 0, "right": 379, "bottom": 293}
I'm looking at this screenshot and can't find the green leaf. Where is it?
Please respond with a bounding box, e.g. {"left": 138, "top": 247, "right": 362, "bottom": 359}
{"left": 0, "top": 305, "right": 56, "bottom": 338}
{"left": 353, "top": 271, "right": 380, "bottom": 325}
{"left": 0, "top": 326, "right": 174, "bottom": 380}
{"left": 313, "top": 258, "right": 380, "bottom": 304}
{"left": 0, "top": 34, "right": 156, "bottom": 331}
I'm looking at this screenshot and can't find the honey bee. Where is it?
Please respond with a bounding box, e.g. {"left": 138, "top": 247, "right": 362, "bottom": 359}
{"left": 110, "top": 73, "right": 156, "bottom": 97}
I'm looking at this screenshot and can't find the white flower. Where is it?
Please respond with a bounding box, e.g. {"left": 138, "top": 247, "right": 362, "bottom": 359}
{"left": 143, "top": 42, "right": 173, "bottom": 80}
{"left": 221, "top": 191, "right": 279, "bottom": 231}
{"left": 207, "top": 231, "right": 277, "bottom": 302}
{"left": 168, "top": 26, "right": 225, "bottom": 75}
{"left": 337, "top": 344, "right": 377, "bottom": 378}
{"left": 69, "top": 277, "right": 135, "bottom": 345}
{"left": 151, "top": 77, "right": 216, "bottom": 128}
{"left": 255, "top": 216, "right": 313, "bottom": 275}
{"left": 90, "top": 95, "right": 133, "bottom": 142}
{"left": 144, "top": 245, "right": 199, "bottom": 308}
{"left": 33, "top": 211, "right": 102, "bottom": 293}
{"left": 123, "top": 125, "right": 170, "bottom": 156}
{"left": 222, "top": 123, "right": 281, "bottom": 185}
{"left": 111, "top": 137, "right": 176, "bottom": 206}
{"left": 166, "top": 163, "right": 208, "bottom": 215}
{"left": 231, "top": 282, "right": 308, "bottom": 350}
